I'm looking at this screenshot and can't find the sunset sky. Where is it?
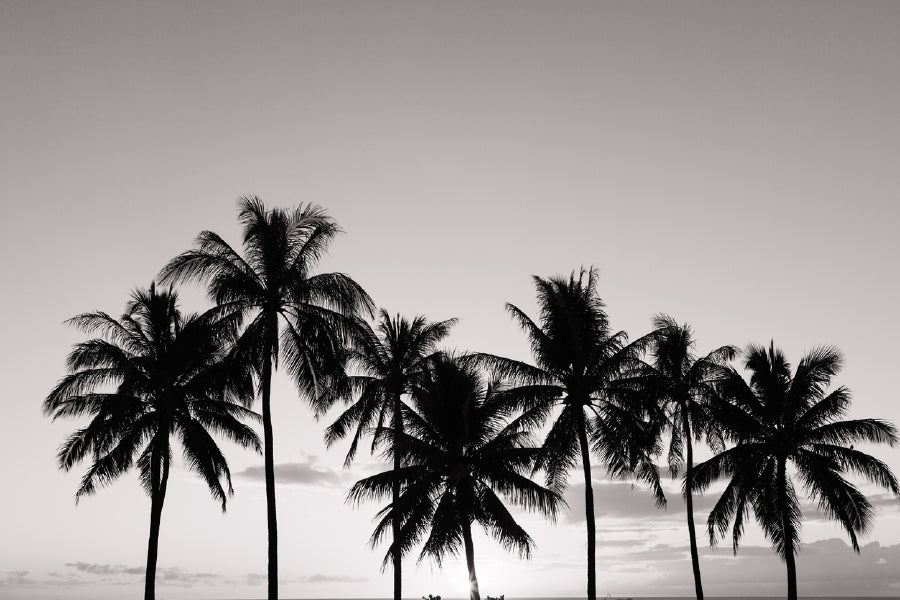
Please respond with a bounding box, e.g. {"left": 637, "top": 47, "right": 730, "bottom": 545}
{"left": 2, "top": 1, "right": 900, "bottom": 597}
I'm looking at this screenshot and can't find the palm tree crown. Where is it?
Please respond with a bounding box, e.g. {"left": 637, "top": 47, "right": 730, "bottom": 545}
{"left": 640, "top": 314, "right": 737, "bottom": 600}
{"left": 44, "top": 283, "right": 261, "bottom": 600}
{"left": 348, "top": 354, "right": 560, "bottom": 600}
{"left": 159, "top": 197, "right": 373, "bottom": 599}
{"left": 322, "top": 310, "right": 456, "bottom": 600}
{"left": 323, "top": 310, "right": 457, "bottom": 464}
{"left": 692, "top": 342, "right": 899, "bottom": 600}
{"left": 470, "top": 267, "right": 663, "bottom": 600}
{"left": 160, "top": 197, "right": 372, "bottom": 393}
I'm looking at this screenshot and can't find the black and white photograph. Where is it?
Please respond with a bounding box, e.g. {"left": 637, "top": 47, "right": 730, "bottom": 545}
{"left": 2, "top": 2, "right": 899, "bottom": 599}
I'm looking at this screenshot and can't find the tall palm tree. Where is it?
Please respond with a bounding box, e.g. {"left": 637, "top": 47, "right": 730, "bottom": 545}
{"left": 692, "top": 342, "right": 900, "bottom": 600}
{"left": 348, "top": 354, "right": 561, "bottom": 600}
{"left": 469, "top": 268, "right": 664, "bottom": 600}
{"left": 321, "top": 310, "right": 456, "bottom": 600}
{"left": 43, "top": 284, "right": 261, "bottom": 600}
{"left": 159, "top": 197, "right": 373, "bottom": 599}
{"left": 641, "top": 315, "right": 736, "bottom": 600}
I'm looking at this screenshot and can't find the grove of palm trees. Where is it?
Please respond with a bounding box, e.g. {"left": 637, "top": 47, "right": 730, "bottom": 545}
{"left": 45, "top": 199, "right": 900, "bottom": 600}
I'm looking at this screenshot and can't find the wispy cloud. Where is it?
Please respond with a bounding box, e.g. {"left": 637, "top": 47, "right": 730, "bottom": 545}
{"left": 65, "top": 562, "right": 143, "bottom": 576}
{"left": 563, "top": 479, "right": 898, "bottom": 527}
{"left": 156, "top": 567, "right": 218, "bottom": 584}
{"left": 235, "top": 453, "right": 367, "bottom": 487}
{"left": 563, "top": 481, "right": 712, "bottom": 524}
{"left": 306, "top": 573, "right": 368, "bottom": 583}
{"left": 0, "top": 570, "right": 36, "bottom": 587}
{"left": 244, "top": 572, "right": 368, "bottom": 585}
{"left": 871, "top": 492, "right": 900, "bottom": 511}
{"left": 63, "top": 563, "right": 218, "bottom": 587}
{"left": 590, "top": 538, "right": 900, "bottom": 596}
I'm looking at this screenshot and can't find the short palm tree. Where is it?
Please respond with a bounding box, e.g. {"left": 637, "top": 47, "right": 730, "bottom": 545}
{"left": 692, "top": 343, "right": 900, "bottom": 600}
{"left": 640, "top": 315, "right": 736, "bottom": 600}
{"left": 159, "top": 197, "right": 373, "bottom": 599}
{"left": 322, "top": 310, "right": 457, "bottom": 600}
{"left": 43, "top": 284, "right": 261, "bottom": 600}
{"left": 468, "top": 268, "right": 663, "bottom": 600}
{"left": 348, "top": 354, "right": 561, "bottom": 600}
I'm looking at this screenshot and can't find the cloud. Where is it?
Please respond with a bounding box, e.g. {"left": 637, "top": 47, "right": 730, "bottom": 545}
{"left": 563, "top": 481, "right": 714, "bottom": 524}
{"left": 306, "top": 573, "right": 368, "bottom": 583}
{"left": 243, "top": 572, "right": 368, "bottom": 585}
{"left": 871, "top": 492, "right": 900, "bottom": 510}
{"left": 236, "top": 454, "right": 352, "bottom": 487}
{"left": 63, "top": 563, "right": 218, "bottom": 587}
{"left": 557, "top": 479, "right": 900, "bottom": 595}
{"left": 157, "top": 567, "right": 218, "bottom": 584}
{"left": 596, "top": 538, "right": 900, "bottom": 596}
{"left": 0, "top": 570, "right": 36, "bottom": 587}
{"left": 65, "top": 563, "right": 144, "bottom": 576}
{"left": 564, "top": 479, "right": 898, "bottom": 528}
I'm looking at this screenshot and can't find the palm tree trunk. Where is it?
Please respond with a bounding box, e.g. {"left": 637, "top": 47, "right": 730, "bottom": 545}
{"left": 682, "top": 414, "right": 703, "bottom": 600}
{"left": 144, "top": 486, "right": 161, "bottom": 599}
{"left": 461, "top": 519, "right": 481, "bottom": 600}
{"left": 576, "top": 409, "right": 596, "bottom": 600}
{"left": 144, "top": 448, "right": 169, "bottom": 600}
{"left": 392, "top": 392, "right": 403, "bottom": 600}
{"left": 784, "top": 528, "right": 798, "bottom": 600}
{"left": 261, "top": 348, "right": 278, "bottom": 600}
{"left": 778, "top": 458, "right": 798, "bottom": 600}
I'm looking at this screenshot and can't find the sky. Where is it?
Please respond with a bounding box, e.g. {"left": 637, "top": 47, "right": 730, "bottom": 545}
{"left": 2, "top": 0, "right": 900, "bottom": 597}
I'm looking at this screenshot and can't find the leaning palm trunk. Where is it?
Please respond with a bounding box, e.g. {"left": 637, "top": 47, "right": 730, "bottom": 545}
{"left": 462, "top": 520, "right": 481, "bottom": 600}
{"left": 682, "top": 415, "right": 703, "bottom": 600}
{"left": 576, "top": 411, "right": 596, "bottom": 600}
{"left": 144, "top": 449, "right": 170, "bottom": 600}
{"left": 391, "top": 392, "right": 403, "bottom": 600}
{"left": 260, "top": 346, "right": 278, "bottom": 600}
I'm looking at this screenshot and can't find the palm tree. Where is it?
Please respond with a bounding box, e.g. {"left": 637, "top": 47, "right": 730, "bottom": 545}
{"left": 691, "top": 342, "right": 900, "bottom": 600}
{"left": 321, "top": 310, "right": 456, "bottom": 600}
{"left": 43, "top": 284, "right": 261, "bottom": 600}
{"left": 468, "top": 267, "right": 663, "bottom": 600}
{"left": 348, "top": 354, "right": 561, "bottom": 600}
{"left": 159, "top": 197, "right": 373, "bottom": 599}
{"left": 641, "top": 315, "right": 736, "bottom": 600}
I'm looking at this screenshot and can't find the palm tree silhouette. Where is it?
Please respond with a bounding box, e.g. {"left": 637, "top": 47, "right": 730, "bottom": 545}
{"left": 692, "top": 342, "right": 900, "bottom": 600}
{"left": 44, "top": 284, "right": 261, "bottom": 600}
{"left": 321, "top": 310, "right": 456, "bottom": 600}
{"left": 159, "top": 197, "right": 373, "bottom": 599}
{"left": 639, "top": 315, "right": 736, "bottom": 600}
{"left": 467, "top": 268, "right": 663, "bottom": 600}
{"left": 349, "top": 354, "right": 560, "bottom": 600}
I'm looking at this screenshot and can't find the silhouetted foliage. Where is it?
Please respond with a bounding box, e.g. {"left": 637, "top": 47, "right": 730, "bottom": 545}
{"left": 349, "top": 354, "right": 560, "bottom": 600}
{"left": 467, "top": 267, "right": 663, "bottom": 600}
{"left": 159, "top": 197, "right": 373, "bottom": 599}
{"left": 632, "top": 315, "right": 736, "bottom": 600}
{"left": 44, "top": 284, "right": 261, "bottom": 600}
{"left": 323, "top": 310, "right": 456, "bottom": 600}
{"left": 692, "top": 342, "right": 900, "bottom": 600}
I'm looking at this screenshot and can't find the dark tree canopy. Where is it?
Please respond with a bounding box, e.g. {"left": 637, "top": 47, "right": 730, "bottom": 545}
{"left": 693, "top": 343, "right": 899, "bottom": 599}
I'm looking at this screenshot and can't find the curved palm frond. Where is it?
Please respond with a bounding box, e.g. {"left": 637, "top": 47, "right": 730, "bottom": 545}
{"left": 348, "top": 355, "right": 560, "bottom": 595}
{"left": 693, "top": 342, "right": 899, "bottom": 600}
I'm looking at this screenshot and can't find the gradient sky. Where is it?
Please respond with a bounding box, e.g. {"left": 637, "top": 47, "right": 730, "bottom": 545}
{"left": 2, "top": 1, "right": 900, "bottom": 598}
